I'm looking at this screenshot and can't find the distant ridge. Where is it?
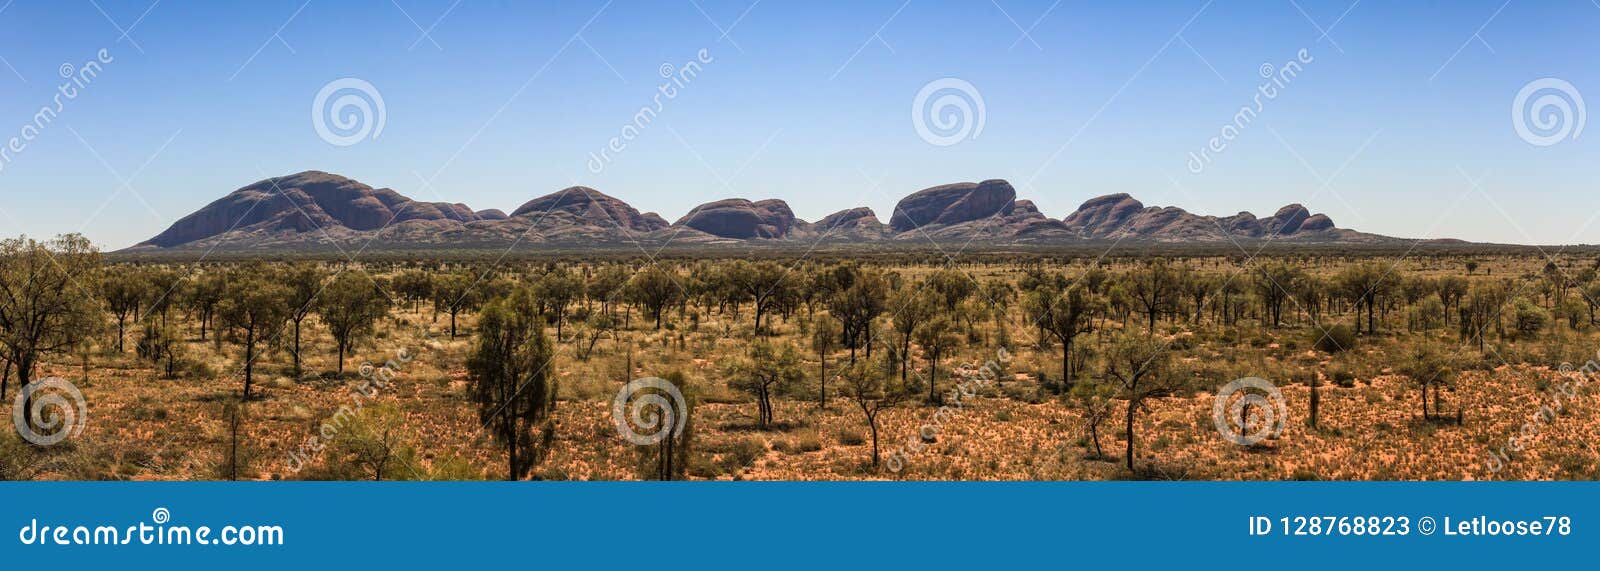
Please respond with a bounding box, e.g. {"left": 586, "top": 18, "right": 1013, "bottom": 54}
{"left": 128, "top": 170, "right": 1408, "bottom": 253}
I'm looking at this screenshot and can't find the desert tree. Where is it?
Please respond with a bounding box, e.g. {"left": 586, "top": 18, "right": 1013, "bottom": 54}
{"left": 1068, "top": 379, "right": 1117, "bottom": 459}
{"left": 332, "top": 404, "right": 416, "bottom": 481}
{"left": 925, "top": 268, "right": 975, "bottom": 314}
{"left": 727, "top": 260, "right": 791, "bottom": 335}
{"left": 392, "top": 269, "right": 433, "bottom": 314}
{"left": 826, "top": 266, "right": 887, "bottom": 363}
{"left": 887, "top": 288, "right": 935, "bottom": 381}
{"left": 913, "top": 314, "right": 956, "bottom": 405}
{"left": 218, "top": 275, "right": 293, "bottom": 401}
{"left": 587, "top": 264, "right": 631, "bottom": 318}
{"left": 575, "top": 311, "right": 615, "bottom": 361}
{"left": 841, "top": 358, "right": 909, "bottom": 470}
{"left": 100, "top": 266, "right": 146, "bottom": 352}
{"left": 135, "top": 317, "right": 184, "bottom": 378}
{"left": 637, "top": 371, "right": 696, "bottom": 481}
{"left": 628, "top": 265, "right": 682, "bottom": 330}
{"left": 318, "top": 271, "right": 389, "bottom": 375}
{"left": 1025, "top": 278, "right": 1099, "bottom": 385}
{"left": 1254, "top": 262, "right": 1302, "bottom": 328}
{"left": 810, "top": 317, "right": 840, "bottom": 406}
{"left": 1126, "top": 260, "right": 1178, "bottom": 334}
{"left": 0, "top": 234, "right": 102, "bottom": 408}
{"left": 1336, "top": 262, "right": 1393, "bottom": 334}
{"left": 1396, "top": 346, "right": 1456, "bottom": 421}
{"left": 1102, "top": 332, "right": 1181, "bottom": 471}
{"left": 536, "top": 268, "right": 584, "bottom": 340}
{"left": 728, "top": 340, "right": 803, "bottom": 428}
{"left": 187, "top": 270, "right": 227, "bottom": 341}
{"left": 466, "top": 287, "right": 557, "bottom": 480}
{"left": 430, "top": 271, "right": 480, "bottom": 338}
{"left": 143, "top": 268, "right": 182, "bottom": 327}
{"left": 282, "top": 263, "right": 328, "bottom": 375}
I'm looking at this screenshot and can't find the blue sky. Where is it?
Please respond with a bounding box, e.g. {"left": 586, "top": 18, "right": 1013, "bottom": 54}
{"left": 0, "top": 0, "right": 1596, "bottom": 249}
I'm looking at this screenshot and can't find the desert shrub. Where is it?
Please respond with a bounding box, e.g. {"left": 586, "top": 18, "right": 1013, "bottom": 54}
{"left": 1312, "top": 324, "right": 1355, "bottom": 354}
{"left": 1513, "top": 299, "right": 1548, "bottom": 339}
{"left": 836, "top": 428, "right": 867, "bottom": 446}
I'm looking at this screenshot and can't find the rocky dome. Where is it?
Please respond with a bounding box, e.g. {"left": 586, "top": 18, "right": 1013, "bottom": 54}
{"left": 814, "top": 207, "right": 882, "bottom": 232}
{"left": 139, "top": 170, "right": 493, "bottom": 248}
{"left": 889, "top": 179, "right": 1016, "bottom": 233}
{"left": 511, "top": 187, "right": 669, "bottom": 232}
{"left": 674, "top": 198, "right": 800, "bottom": 239}
{"left": 1061, "top": 193, "right": 1146, "bottom": 237}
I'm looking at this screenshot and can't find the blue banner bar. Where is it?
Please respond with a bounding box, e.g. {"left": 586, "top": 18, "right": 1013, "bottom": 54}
{"left": 1, "top": 482, "right": 1591, "bottom": 568}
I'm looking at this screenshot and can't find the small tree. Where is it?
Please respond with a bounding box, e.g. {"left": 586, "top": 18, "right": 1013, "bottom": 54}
{"left": 888, "top": 288, "right": 935, "bottom": 381}
{"left": 431, "top": 272, "right": 479, "bottom": 338}
{"left": 1025, "top": 279, "right": 1098, "bottom": 385}
{"left": 100, "top": 267, "right": 146, "bottom": 352}
{"left": 628, "top": 265, "right": 682, "bottom": 330}
{"left": 466, "top": 288, "right": 557, "bottom": 480}
{"left": 135, "top": 318, "right": 184, "bottom": 378}
{"left": 841, "top": 359, "right": 908, "bottom": 470}
{"left": 728, "top": 340, "right": 803, "bottom": 428}
{"left": 392, "top": 269, "right": 433, "bottom": 313}
{"left": 576, "top": 311, "right": 614, "bottom": 361}
{"left": 811, "top": 318, "right": 840, "bottom": 406}
{"left": 1102, "top": 333, "right": 1180, "bottom": 471}
{"left": 537, "top": 269, "right": 584, "bottom": 340}
{"left": 1068, "top": 379, "right": 1117, "bottom": 459}
{"left": 188, "top": 271, "right": 227, "bottom": 341}
{"left": 332, "top": 404, "right": 417, "bottom": 481}
{"left": 318, "top": 271, "right": 388, "bottom": 375}
{"left": 913, "top": 314, "right": 956, "bottom": 405}
{"left": 218, "top": 276, "right": 292, "bottom": 401}
{"left": 282, "top": 263, "right": 328, "bottom": 375}
{"left": 1397, "top": 346, "right": 1455, "bottom": 421}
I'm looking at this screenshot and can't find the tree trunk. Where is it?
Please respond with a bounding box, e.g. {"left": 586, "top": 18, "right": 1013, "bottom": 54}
{"left": 292, "top": 319, "right": 302, "bottom": 374}
{"left": 242, "top": 325, "right": 256, "bottom": 402}
{"left": 868, "top": 416, "right": 881, "bottom": 468}
{"left": 819, "top": 355, "right": 832, "bottom": 404}
{"left": 1124, "top": 399, "right": 1136, "bottom": 471}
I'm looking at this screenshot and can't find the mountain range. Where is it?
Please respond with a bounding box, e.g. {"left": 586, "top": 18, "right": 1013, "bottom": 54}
{"left": 126, "top": 170, "right": 1404, "bottom": 253}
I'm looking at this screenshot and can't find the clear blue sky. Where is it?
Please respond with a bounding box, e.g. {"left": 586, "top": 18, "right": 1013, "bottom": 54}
{"left": 0, "top": 0, "right": 1596, "bottom": 249}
